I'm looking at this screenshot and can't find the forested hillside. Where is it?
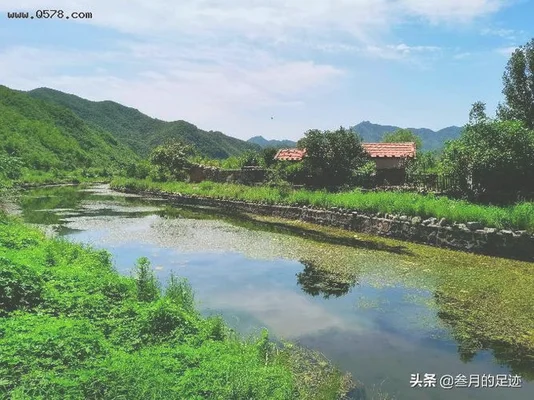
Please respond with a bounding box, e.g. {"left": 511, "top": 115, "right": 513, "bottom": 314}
{"left": 28, "top": 88, "right": 260, "bottom": 159}
{"left": 247, "top": 136, "right": 297, "bottom": 149}
{"left": 351, "top": 121, "right": 463, "bottom": 150}
{"left": 0, "top": 86, "right": 138, "bottom": 174}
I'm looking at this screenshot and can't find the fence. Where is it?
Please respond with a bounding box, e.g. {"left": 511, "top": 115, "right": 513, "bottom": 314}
{"left": 406, "top": 173, "right": 458, "bottom": 192}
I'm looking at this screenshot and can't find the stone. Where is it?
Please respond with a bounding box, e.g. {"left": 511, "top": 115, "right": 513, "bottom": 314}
{"left": 501, "top": 230, "right": 513, "bottom": 236}
{"left": 459, "top": 224, "right": 471, "bottom": 232}
{"left": 438, "top": 218, "right": 449, "bottom": 227}
{"left": 400, "top": 215, "right": 408, "bottom": 221}
{"left": 484, "top": 227, "right": 497, "bottom": 234}
{"left": 411, "top": 216, "right": 422, "bottom": 225}
{"left": 466, "top": 221, "right": 483, "bottom": 231}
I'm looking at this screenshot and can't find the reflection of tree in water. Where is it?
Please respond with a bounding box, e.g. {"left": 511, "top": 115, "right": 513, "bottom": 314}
{"left": 434, "top": 290, "right": 534, "bottom": 381}
{"left": 296, "top": 259, "right": 359, "bottom": 299}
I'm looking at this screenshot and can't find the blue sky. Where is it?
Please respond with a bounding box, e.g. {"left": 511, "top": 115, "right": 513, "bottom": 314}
{"left": 1, "top": 0, "right": 533, "bottom": 140}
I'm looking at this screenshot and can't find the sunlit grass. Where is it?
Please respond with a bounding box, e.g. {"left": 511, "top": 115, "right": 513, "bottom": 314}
{"left": 111, "top": 178, "right": 534, "bottom": 232}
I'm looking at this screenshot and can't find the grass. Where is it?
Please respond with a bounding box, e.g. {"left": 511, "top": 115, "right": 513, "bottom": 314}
{"left": 0, "top": 212, "right": 355, "bottom": 399}
{"left": 111, "top": 178, "right": 534, "bottom": 232}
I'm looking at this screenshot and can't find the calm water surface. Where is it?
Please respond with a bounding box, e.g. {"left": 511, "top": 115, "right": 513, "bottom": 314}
{"left": 13, "top": 184, "right": 534, "bottom": 400}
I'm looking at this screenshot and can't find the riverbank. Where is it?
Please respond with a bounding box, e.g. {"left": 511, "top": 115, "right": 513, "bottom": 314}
{"left": 110, "top": 178, "right": 534, "bottom": 261}
{"left": 0, "top": 212, "right": 357, "bottom": 399}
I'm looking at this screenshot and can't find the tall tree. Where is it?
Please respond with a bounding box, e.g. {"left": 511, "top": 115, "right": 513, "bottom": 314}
{"left": 497, "top": 39, "right": 534, "bottom": 129}
{"left": 297, "top": 126, "right": 368, "bottom": 188}
{"left": 149, "top": 141, "right": 194, "bottom": 180}
{"left": 440, "top": 103, "right": 534, "bottom": 195}
{"left": 382, "top": 128, "right": 423, "bottom": 149}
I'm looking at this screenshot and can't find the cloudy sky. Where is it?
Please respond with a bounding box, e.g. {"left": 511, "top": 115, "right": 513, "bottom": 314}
{"left": 1, "top": 1, "right": 532, "bottom": 140}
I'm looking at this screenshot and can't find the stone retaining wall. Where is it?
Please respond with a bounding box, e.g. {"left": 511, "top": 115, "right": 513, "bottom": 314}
{"left": 123, "top": 189, "right": 534, "bottom": 261}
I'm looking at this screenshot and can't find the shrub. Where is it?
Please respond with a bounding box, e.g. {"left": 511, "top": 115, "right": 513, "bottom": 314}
{"left": 0, "top": 257, "right": 45, "bottom": 315}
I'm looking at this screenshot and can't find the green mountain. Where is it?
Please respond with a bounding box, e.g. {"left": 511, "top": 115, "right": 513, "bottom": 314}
{"left": 351, "top": 121, "right": 463, "bottom": 151}
{"left": 28, "top": 88, "right": 260, "bottom": 159}
{"left": 247, "top": 136, "right": 297, "bottom": 149}
{"left": 0, "top": 85, "right": 138, "bottom": 173}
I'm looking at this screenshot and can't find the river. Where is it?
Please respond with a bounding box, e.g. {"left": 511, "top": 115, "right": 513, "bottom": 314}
{"left": 10, "top": 184, "right": 534, "bottom": 400}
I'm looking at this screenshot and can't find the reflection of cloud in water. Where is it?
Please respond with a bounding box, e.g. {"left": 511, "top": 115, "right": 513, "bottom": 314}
{"left": 203, "top": 289, "right": 361, "bottom": 339}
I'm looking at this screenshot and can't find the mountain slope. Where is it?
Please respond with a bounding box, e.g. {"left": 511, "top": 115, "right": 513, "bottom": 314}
{"left": 28, "top": 88, "right": 260, "bottom": 159}
{"left": 0, "top": 85, "right": 138, "bottom": 172}
{"left": 247, "top": 136, "right": 298, "bottom": 149}
{"left": 351, "top": 121, "right": 463, "bottom": 151}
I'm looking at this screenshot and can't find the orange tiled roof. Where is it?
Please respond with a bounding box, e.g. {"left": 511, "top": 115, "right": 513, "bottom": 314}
{"left": 274, "top": 148, "right": 307, "bottom": 161}
{"left": 362, "top": 142, "right": 416, "bottom": 158}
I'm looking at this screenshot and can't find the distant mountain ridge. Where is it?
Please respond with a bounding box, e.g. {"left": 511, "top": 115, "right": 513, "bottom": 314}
{"left": 247, "top": 136, "right": 297, "bottom": 149}
{"left": 248, "top": 122, "right": 463, "bottom": 152}
{"left": 351, "top": 121, "right": 463, "bottom": 151}
{"left": 27, "top": 88, "right": 260, "bottom": 159}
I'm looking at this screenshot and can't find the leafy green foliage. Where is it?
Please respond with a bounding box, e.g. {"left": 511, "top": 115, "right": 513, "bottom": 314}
{"left": 148, "top": 141, "right": 194, "bottom": 181}
{"left": 298, "top": 127, "right": 369, "bottom": 188}
{"left": 28, "top": 87, "right": 260, "bottom": 159}
{"left": 0, "top": 257, "right": 45, "bottom": 315}
{"left": 165, "top": 272, "right": 196, "bottom": 313}
{"left": 0, "top": 86, "right": 138, "bottom": 176}
{"left": 112, "top": 178, "right": 534, "bottom": 231}
{"left": 132, "top": 257, "right": 160, "bottom": 302}
{"left": 382, "top": 128, "right": 423, "bottom": 149}
{"left": 497, "top": 38, "right": 534, "bottom": 129}
{"left": 441, "top": 105, "right": 534, "bottom": 194}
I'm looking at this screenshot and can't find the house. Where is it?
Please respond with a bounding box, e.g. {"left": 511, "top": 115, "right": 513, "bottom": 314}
{"left": 274, "top": 148, "right": 307, "bottom": 161}
{"left": 361, "top": 142, "right": 416, "bottom": 185}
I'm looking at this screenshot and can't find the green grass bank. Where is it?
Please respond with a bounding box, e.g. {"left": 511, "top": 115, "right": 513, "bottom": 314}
{"left": 0, "top": 213, "right": 355, "bottom": 399}
{"left": 111, "top": 178, "right": 534, "bottom": 232}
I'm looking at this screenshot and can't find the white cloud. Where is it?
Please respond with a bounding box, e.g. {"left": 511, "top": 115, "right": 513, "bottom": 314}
{"left": 495, "top": 46, "right": 519, "bottom": 56}
{"left": 0, "top": 44, "right": 343, "bottom": 132}
{"left": 398, "top": 0, "right": 508, "bottom": 23}
{"left": 363, "top": 43, "right": 441, "bottom": 60}
{"left": 453, "top": 52, "right": 472, "bottom": 59}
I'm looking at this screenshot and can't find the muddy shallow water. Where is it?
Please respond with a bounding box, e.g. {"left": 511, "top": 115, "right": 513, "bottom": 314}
{"left": 12, "top": 184, "right": 534, "bottom": 400}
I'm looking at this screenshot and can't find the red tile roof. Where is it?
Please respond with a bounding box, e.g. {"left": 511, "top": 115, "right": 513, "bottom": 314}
{"left": 274, "top": 148, "right": 307, "bottom": 161}
{"left": 362, "top": 142, "right": 416, "bottom": 158}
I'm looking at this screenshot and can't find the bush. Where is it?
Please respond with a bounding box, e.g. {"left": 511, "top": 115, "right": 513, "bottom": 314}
{"left": 0, "top": 257, "right": 45, "bottom": 315}
{"left": 132, "top": 257, "right": 160, "bottom": 302}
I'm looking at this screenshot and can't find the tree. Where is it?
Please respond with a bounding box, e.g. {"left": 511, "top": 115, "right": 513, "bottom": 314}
{"left": 382, "top": 128, "right": 423, "bottom": 150}
{"left": 259, "top": 147, "right": 278, "bottom": 168}
{"left": 440, "top": 105, "right": 534, "bottom": 195}
{"left": 148, "top": 141, "right": 194, "bottom": 180}
{"left": 297, "top": 126, "right": 369, "bottom": 188}
{"left": 496, "top": 38, "right": 534, "bottom": 129}
{"left": 468, "top": 101, "right": 488, "bottom": 125}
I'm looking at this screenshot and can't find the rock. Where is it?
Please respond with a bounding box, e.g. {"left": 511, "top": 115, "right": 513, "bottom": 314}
{"left": 501, "top": 230, "right": 513, "bottom": 235}
{"left": 516, "top": 230, "right": 529, "bottom": 237}
{"left": 466, "top": 221, "right": 483, "bottom": 231}
{"left": 458, "top": 223, "right": 470, "bottom": 232}
{"left": 484, "top": 227, "right": 497, "bottom": 234}
{"left": 400, "top": 215, "right": 408, "bottom": 221}
{"left": 438, "top": 218, "right": 449, "bottom": 227}
{"left": 411, "top": 216, "right": 422, "bottom": 225}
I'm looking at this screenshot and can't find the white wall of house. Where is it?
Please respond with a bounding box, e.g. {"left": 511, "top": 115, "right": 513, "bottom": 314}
{"left": 374, "top": 158, "right": 406, "bottom": 169}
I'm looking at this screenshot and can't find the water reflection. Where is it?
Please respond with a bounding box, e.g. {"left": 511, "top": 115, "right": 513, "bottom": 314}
{"left": 297, "top": 259, "right": 359, "bottom": 299}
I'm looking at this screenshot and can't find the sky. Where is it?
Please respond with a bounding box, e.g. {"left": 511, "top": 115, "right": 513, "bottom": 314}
{"left": 1, "top": 0, "right": 533, "bottom": 141}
